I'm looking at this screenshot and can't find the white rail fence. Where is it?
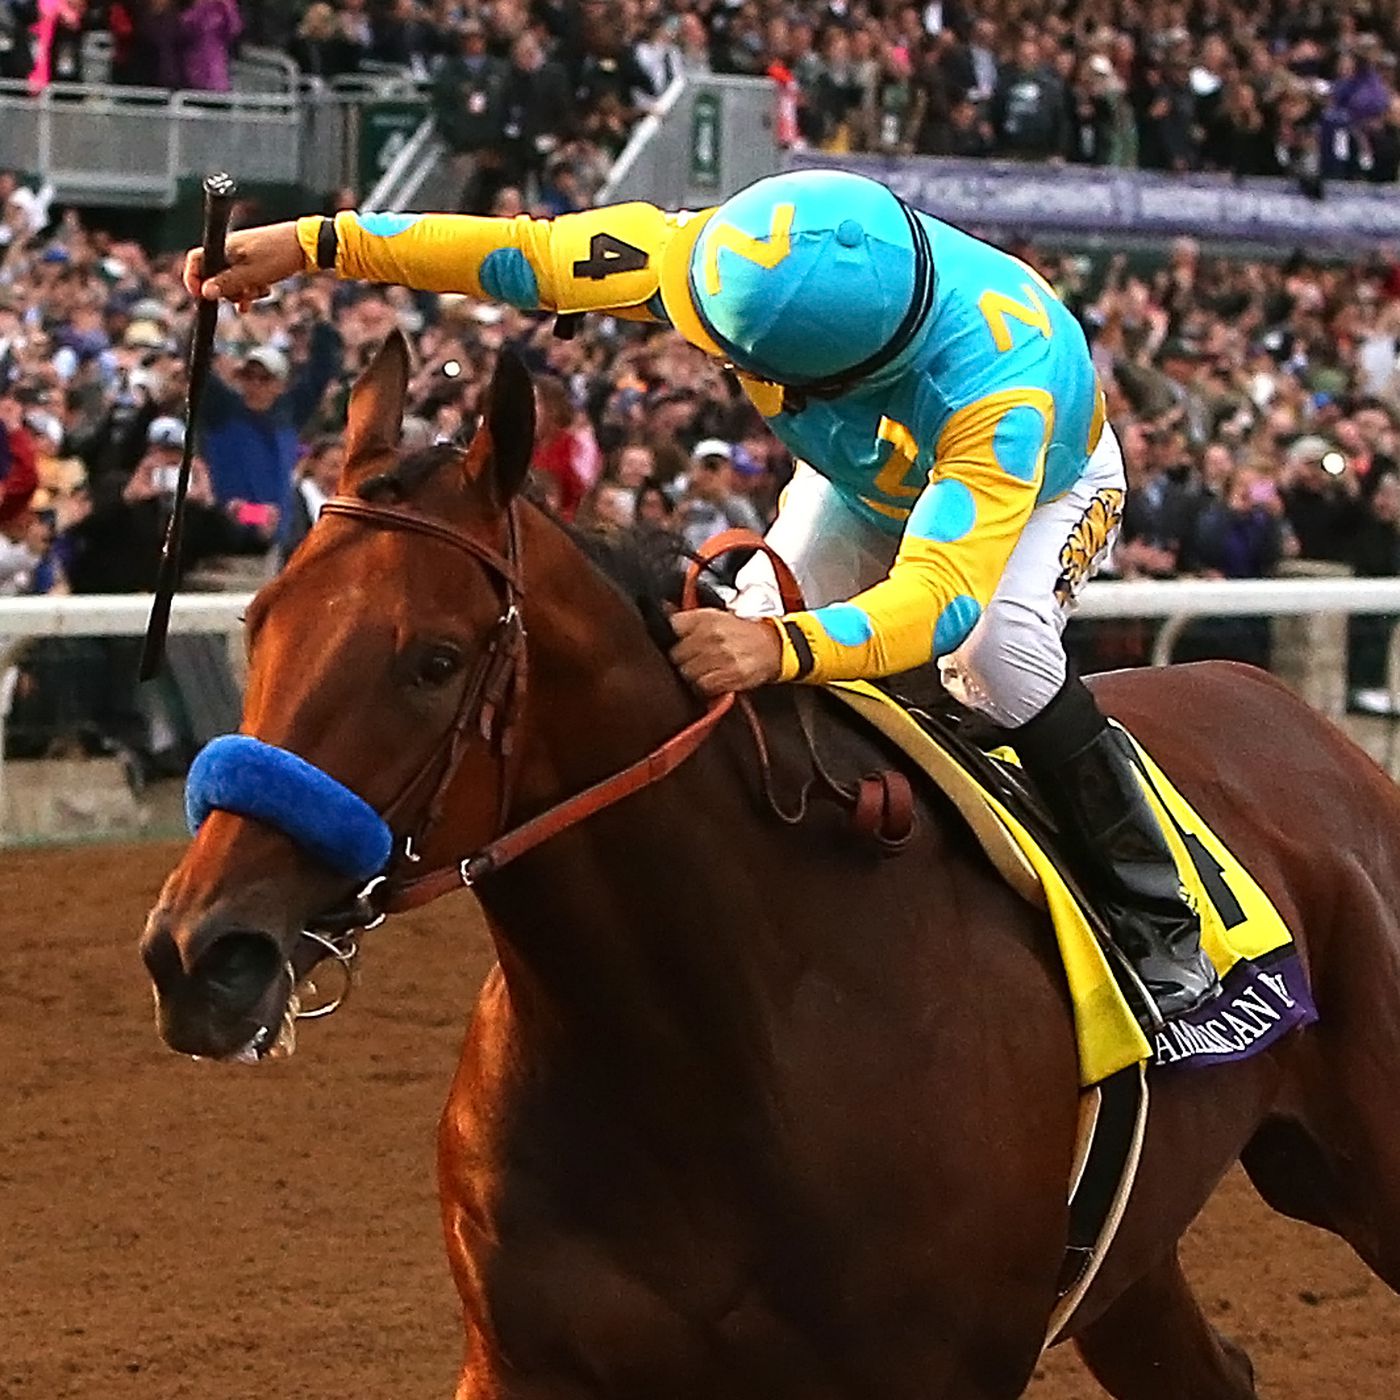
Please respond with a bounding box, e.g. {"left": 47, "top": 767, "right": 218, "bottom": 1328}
{"left": 10, "top": 575, "right": 1400, "bottom": 637}
{"left": 4, "top": 577, "right": 1400, "bottom": 839}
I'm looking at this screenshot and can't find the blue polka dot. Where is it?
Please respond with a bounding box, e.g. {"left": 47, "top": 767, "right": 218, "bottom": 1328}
{"left": 479, "top": 248, "right": 540, "bottom": 310}
{"left": 933, "top": 594, "right": 982, "bottom": 656}
{"left": 812, "top": 603, "right": 874, "bottom": 648}
{"left": 907, "top": 479, "right": 977, "bottom": 544}
{"left": 354, "top": 212, "right": 422, "bottom": 239}
{"left": 991, "top": 404, "right": 1048, "bottom": 483}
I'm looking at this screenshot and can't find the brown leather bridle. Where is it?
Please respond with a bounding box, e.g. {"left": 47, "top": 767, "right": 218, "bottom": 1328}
{"left": 309, "top": 494, "right": 735, "bottom": 936}
{"left": 287, "top": 504, "right": 909, "bottom": 1025}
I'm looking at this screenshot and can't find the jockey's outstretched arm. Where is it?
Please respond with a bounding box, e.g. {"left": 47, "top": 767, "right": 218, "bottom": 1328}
{"left": 184, "top": 206, "right": 697, "bottom": 324}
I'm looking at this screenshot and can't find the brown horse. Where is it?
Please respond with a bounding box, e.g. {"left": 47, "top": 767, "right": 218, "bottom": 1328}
{"left": 142, "top": 335, "right": 1400, "bottom": 1399}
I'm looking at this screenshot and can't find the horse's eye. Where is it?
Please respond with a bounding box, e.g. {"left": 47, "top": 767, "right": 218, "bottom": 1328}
{"left": 416, "top": 645, "right": 464, "bottom": 687}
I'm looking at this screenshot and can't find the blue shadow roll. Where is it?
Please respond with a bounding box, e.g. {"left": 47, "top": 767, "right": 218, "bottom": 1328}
{"left": 185, "top": 734, "right": 393, "bottom": 883}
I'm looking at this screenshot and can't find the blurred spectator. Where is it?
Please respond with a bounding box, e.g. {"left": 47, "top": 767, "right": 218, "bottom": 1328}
{"left": 635, "top": 12, "right": 682, "bottom": 95}
{"left": 1187, "top": 466, "right": 1285, "bottom": 580}
{"left": 180, "top": 0, "right": 242, "bottom": 91}
{"left": 578, "top": 478, "right": 635, "bottom": 530}
{"left": 291, "top": 2, "right": 361, "bottom": 80}
{"left": 531, "top": 374, "right": 599, "bottom": 520}
{"left": 372, "top": 0, "right": 437, "bottom": 75}
{"left": 66, "top": 416, "right": 274, "bottom": 593}
{"left": 1280, "top": 434, "right": 1364, "bottom": 562}
{"left": 992, "top": 37, "right": 1069, "bottom": 161}
{"left": 1, "top": 0, "right": 32, "bottom": 81}
{"left": 35, "top": 418, "right": 270, "bottom": 778}
{"left": 678, "top": 438, "right": 762, "bottom": 559}
{"left": 1067, "top": 55, "right": 1128, "bottom": 165}
{"left": 335, "top": 0, "right": 373, "bottom": 65}
{"left": 200, "top": 296, "right": 343, "bottom": 541}
{"left": 0, "top": 171, "right": 53, "bottom": 271}
{"left": 127, "top": 0, "right": 184, "bottom": 88}
{"left": 1117, "top": 425, "right": 1197, "bottom": 578}
{"left": 283, "top": 433, "right": 343, "bottom": 558}
{"left": 0, "top": 386, "right": 40, "bottom": 591}
{"left": 1348, "top": 470, "right": 1400, "bottom": 697}
{"left": 945, "top": 94, "right": 994, "bottom": 157}
{"left": 498, "top": 30, "right": 572, "bottom": 199}
{"left": 675, "top": 13, "right": 709, "bottom": 75}
{"left": 861, "top": 45, "right": 924, "bottom": 154}
{"left": 635, "top": 477, "right": 675, "bottom": 530}
{"left": 27, "top": 0, "right": 83, "bottom": 92}
{"left": 434, "top": 18, "right": 509, "bottom": 212}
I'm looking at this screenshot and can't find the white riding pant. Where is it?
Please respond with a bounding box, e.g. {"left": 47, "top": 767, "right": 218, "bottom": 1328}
{"left": 733, "top": 425, "right": 1127, "bottom": 728}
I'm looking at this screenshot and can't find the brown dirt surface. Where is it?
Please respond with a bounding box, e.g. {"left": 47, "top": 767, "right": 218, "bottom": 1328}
{"left": 5, "top": 840, "right": 1398, "bottom": 1399}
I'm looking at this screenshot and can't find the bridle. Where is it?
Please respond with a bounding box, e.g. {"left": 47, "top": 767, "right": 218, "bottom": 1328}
{"left": 278, "top": 501, "right": 910, "bottom": 1027}
{"left": 288, "top": 492, "right": 735, "bottom": 1010}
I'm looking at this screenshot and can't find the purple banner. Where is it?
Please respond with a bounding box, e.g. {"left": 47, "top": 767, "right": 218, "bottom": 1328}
{"left": 1151, "top": 952, "right": 1317, "bottom": 1070}
{"left": 786, "top": 151, "right": 1400, "bottom": 250}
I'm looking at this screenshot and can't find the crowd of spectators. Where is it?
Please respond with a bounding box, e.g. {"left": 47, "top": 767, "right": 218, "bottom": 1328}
{"left": 6, "top": 147, "right": 1400, "bottom": 772}
{"left": 2, "top": 0, "right": 243, "bottom": 91}
{"left": 8, "top": 0, "right": 1400, "bottom": 185}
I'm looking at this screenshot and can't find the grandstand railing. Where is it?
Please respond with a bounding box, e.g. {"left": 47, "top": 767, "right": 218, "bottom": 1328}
{"left": 597, "top": 73, "right": 688, "bottom": 204}
{"left": 0, "top": 75, "right": 429, "bottom": 206}
{"left": 602, "top": 74, "right": 779, "bottom": 208}
{"left": 363, "top": 114, "right": 445, "bottom": 212}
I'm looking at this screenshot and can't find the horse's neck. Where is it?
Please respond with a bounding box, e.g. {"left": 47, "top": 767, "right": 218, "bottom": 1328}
{"left": 473, "top": 536, "right": 792, "bottom": 1088}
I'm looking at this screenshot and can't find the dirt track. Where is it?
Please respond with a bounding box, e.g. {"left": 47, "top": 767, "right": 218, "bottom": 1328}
{"left": 5, "top": 840, "right": 1398, "bottom": 1399}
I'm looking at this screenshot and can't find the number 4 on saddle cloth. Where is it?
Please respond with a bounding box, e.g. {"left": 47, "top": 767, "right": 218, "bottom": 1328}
{"left": 832, "top": 681, "right": 1318, "bottom": 1089}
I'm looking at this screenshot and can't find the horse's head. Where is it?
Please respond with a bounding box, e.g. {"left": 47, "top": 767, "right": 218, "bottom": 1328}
{"left": 140, "top": 331, "right": 541, "bottom": 1062}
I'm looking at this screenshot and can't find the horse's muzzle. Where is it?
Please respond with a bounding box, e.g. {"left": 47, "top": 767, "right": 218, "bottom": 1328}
{"left": 142, "top": 917, "right": 293, "bottom": 1062}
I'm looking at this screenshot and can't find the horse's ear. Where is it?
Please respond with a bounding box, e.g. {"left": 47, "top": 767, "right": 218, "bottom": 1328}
{"left": 344, "top": 331, "right": 411, "bottom": 469}
{"left": 479, "top": 348, "right": 535, "bottom": 508}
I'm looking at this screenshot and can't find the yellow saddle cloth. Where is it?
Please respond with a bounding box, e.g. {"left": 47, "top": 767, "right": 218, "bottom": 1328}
{"left": 829, "top": 681, "right": 1317, "bottom": 1087}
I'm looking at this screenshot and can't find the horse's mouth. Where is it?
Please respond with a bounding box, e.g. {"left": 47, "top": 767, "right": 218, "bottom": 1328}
{"left": 217, "top": 983, "right": 301, "bottom": 1065}
{"left": 156, "top": 959, "right": 301, "bottom": 1066}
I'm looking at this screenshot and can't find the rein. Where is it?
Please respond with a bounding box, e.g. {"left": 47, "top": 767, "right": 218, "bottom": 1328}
{"left": 277, "top": 504, "right": 909, "bottom": 1017}
{"left": 302, "top": 500, "right": 754, "bottom": 949}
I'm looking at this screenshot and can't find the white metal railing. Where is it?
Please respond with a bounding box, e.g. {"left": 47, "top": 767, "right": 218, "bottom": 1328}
{"left": 363, "top": 115, "right": 441, "bottom": 212}
{"left": 0, "top": 77, "right": 426, "bottom": 207}
{"left": 598, "top": 72, "right": 688, "bottom": 204}
{"left": 0, "top": 593, "right": 252, "bottom": 640}
{"left": 6, "top": 578, "right": 1400, "bottom": 839}
{"left": 9, "top": 576, "right": 1400, "bottom": 641}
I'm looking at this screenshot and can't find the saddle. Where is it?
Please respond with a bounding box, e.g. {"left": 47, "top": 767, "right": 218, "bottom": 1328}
{"left": 685, "top": 530, "right": 1312, "bottom": 1090}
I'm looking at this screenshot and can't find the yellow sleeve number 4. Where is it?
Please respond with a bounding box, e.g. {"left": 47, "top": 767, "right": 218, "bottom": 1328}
{"left": 978, "top": 281, "right": 1053, "bottom": 352}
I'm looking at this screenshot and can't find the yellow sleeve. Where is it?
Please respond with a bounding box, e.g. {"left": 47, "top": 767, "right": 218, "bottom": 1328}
{"left": 294, "top": 205, "right": 682, "bottom": 315}
{"left": 771, "top": 388, "right": 1055, "bottom": 683}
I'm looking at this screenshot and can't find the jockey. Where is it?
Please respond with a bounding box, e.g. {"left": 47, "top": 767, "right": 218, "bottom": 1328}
{"left": 186, "top": 169, "right": 1218, "bottom": 1022}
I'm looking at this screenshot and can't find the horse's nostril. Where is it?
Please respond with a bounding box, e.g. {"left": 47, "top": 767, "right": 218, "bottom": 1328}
{"left": 192, "top": 932, "right": 284, "bottom": 1019}
{"left": 141, "top": 920, "right": 185, "bottom": 996}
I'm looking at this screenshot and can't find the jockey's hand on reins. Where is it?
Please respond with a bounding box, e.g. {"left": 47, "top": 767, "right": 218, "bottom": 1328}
{"left": 669, "top": 610, "right": 783, "bottom": 698}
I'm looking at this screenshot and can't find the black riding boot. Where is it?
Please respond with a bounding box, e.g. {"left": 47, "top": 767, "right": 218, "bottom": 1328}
{"left": 1013, "top": 672, "right": 1219, "bottom": 1025}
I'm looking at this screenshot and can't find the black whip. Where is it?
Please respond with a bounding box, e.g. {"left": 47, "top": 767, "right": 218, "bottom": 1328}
{"left": 139, "top": 171, "right": 237, "bottom": 682}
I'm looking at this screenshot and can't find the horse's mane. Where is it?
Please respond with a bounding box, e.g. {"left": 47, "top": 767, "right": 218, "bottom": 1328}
{"left": 355, "top": 443, "right": 715, "bottom": 652}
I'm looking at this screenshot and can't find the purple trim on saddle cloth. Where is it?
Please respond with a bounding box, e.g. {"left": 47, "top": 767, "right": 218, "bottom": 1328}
{"left": 1152, "top": 951, "right": 1317, "bottom": 1070}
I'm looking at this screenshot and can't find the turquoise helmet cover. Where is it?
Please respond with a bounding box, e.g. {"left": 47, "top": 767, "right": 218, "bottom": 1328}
{"left": 688, "top": 169, "right": 931, "bottom": 389}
